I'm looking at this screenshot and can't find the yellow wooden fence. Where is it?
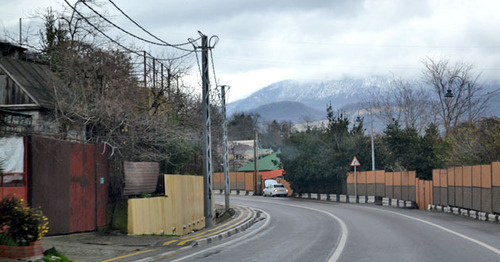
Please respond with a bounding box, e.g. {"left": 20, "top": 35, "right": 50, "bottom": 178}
{"left": 128, "top": 174, "right": 206, "bottom": 235}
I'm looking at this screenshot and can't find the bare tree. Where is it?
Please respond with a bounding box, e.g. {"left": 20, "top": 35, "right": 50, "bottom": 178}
{"left": 366, "top": 77, "right": 437, "bottom": 133}
{"left": 422, "top": 57, "right": 490, "bottom": 134}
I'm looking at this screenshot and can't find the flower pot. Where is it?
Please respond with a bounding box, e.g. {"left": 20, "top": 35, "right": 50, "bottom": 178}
{"left": 0, "top": 240, "right": 44, "bottom": 259}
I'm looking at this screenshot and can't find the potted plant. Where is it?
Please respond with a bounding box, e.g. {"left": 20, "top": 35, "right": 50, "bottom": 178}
{"left": 0, "top": 196, "right": 49, "bottom": 259}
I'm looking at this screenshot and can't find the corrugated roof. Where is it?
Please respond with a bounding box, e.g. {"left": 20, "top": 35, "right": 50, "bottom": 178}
{"left": 0, "top": 56, "right": 56, "bottom": 108}
{"left": 237, "top": 152, "right": 281, "bottom": 172}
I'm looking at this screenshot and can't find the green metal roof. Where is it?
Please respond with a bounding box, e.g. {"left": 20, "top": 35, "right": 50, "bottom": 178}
{"left": 237, "top": 152, "right": 281, "bottom": 172}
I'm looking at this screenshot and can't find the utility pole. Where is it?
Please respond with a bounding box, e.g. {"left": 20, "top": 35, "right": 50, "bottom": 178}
{"left": 468, "top": 82, "right": 472, "bottom": 123}
{"left": 19, "top": 18, "right": 22, "bottom": 46}
{"left": 143, "top": 51, "right": 147, "bottom": 89}
{"left": 253, "top": 130, "right": 259, "bottom": 195}
{"left": 200, "top": 33, "right": 213, "bottom": 227}
{"left": 370, "top": 111, "right": 375, "bottom": 171}
{"left": 152, "top": 58, "right": 156, "bottom": 90}
{"left": 221, "top": 85, "right": 230, "bottom": 211}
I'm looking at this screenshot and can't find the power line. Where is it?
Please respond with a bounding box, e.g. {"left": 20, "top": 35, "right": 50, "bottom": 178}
{"left": 209, "top": 36, "right": 220, "bottom": 100}
{"left": 106, "top": 0, "right": 200, "bottom": 48}
{"left": 81, "top": 1, "right": 193, "bottom": 52}
{"left": 65, "top": 1, "right": 197, "bottom": 66}
{"left": 63, "top": 0, "right": 141, "bottom": 56}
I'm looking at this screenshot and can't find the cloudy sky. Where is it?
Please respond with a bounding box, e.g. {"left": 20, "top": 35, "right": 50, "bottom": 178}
{"left": 1, "top": 0, "right": 499, "bottom": 102}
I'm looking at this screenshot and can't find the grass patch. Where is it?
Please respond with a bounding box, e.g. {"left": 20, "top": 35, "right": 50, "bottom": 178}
{"left": 106, "top": 201, "right": 128, "bottom": 234}
{"left": 42, "top": 247, "right": 72, "bottom": 262}
{"left": 215, "top": 208, "right": 235, "bottom": 224}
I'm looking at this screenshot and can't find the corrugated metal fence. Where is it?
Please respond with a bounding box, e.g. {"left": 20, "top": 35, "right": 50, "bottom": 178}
{"left": 346, "top": 161, "right": 500, "bottom": 212}
{"left": 432, "top": 162, "right": 500, "bottom": 214}
{"left": 347, "top": 170, "right": 417, "bottom": 202}
{"left": 30, "top": 136, "right": 108, "bottom": 235}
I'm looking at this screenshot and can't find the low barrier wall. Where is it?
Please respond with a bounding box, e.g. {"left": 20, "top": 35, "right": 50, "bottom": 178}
{"left": 433, "top": 163, "right": 499, "bottom": 214}
{"left": 213, "top": 172, "right": 253, "bottom": 191}
{"left": 346, "top": 162, "right": 499, "bottom": 213}
{"left": 347, "top": 171, "right": 416, "bottom": 202}
{"left": 213, "top": 172, "right": 293, "bottom": 195}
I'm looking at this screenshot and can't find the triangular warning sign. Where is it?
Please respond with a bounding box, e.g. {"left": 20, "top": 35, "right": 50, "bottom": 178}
{"left": 350, "top": 156, "right": 361, "bottom": 167}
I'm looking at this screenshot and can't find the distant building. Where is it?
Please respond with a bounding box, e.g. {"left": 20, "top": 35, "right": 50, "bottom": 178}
{"left": 229, "top": 140, "right": 273, "bottom": 160}
{"left": 237, "top": 152, "right": 284, "bottom": 180}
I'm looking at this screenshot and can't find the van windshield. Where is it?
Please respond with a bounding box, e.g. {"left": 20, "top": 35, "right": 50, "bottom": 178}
{"left": 274, "top": 184, "right": 284, "bottom": 188}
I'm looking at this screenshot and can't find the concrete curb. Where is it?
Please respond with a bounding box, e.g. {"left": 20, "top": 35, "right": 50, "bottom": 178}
{"left": 428, "top": 204, "right": 500, "bottom": 223}
{"left": 217, "top": 190, "right": 256, "bottom": 196}
{"left": 292, "top": 193, "right": 416, "bottom": 210}
{"left": 193, "top": 208, "right": 260, "bottom": 247}
{"left": 137, "top": 207, "right": 261, "bottom": 262}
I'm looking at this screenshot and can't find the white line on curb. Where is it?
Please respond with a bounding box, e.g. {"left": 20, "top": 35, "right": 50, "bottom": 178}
{"left": 170, "top": 208, "right": 271, "bottom": 262}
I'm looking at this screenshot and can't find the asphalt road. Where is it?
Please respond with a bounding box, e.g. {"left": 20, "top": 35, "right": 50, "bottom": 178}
{"left": 166, "top": 195, "right": 500, "bottom": 262}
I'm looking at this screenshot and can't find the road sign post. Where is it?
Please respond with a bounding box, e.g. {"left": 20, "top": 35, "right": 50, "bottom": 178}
{"left": 350, "top": 157, "right": 361, "bottom": 198}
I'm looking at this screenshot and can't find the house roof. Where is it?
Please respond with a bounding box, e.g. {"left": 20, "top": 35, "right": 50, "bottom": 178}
{"left": 0, "top": 41, "right": 26, "bottom": 57}
{"left": 0, "top": 56, "right": 56, "bottom": 109}
{"left": 260, "top": 169, "right": 285, "bottom": 180}
{"left": 237, "top": 152, "right": 281, "bottom": 172}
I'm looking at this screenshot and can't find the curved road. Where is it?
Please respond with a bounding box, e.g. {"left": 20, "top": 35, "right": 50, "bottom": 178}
{"left": 167, "top": 195, "right": 500, "bottom": 262}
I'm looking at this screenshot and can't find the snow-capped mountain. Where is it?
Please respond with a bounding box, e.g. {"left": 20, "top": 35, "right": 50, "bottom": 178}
{"left": 227, "top": 76, "right": 500, "bottom": 125}
{"left": 227, "top": 76, "right": 394, "bottom": 121}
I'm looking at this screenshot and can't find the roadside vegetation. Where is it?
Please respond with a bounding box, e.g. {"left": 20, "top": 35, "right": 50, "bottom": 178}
{"left": 276, "top": 58, "right": 499, "bottom": 193}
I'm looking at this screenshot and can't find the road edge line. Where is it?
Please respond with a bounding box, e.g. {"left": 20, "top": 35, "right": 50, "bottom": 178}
{"left": 237, "top": 198, "right": 348, "bottom": 262}
{"left": 170, "top": 209, "right": 271, "bottom": 262}
{"left": 367, "top": 207, "right": 500, "bottom": 255}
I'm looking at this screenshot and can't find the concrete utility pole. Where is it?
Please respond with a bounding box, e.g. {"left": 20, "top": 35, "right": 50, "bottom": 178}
{"left": 253, "top": 130, "right": 258, "bottom": 195}
{"left": 468, "top": 82, "right": 472, "bottom": 123}
{"left": 143, "top": 51, "right": 147, "bottom": 89}
{"left": 221, "top": 85, "right": 230, "bottom": 211}
{"left": 370, "top": 111, "right": 375, "bottom": 171}
{"left": 19, "top": 18, "right": 22, "bottom": 46}
{"left": 201, "top": 33, "right": 213, "bottom": 227}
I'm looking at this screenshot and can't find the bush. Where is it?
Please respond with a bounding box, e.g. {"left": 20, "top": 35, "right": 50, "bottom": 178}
{"left": 0, "top": 196, "right": 49, "bottom": 246}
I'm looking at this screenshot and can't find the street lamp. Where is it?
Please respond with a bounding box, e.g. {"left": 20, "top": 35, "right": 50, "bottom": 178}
{"left": 356, "top": 114, "right": 376, "bottom": 171}
{"left": 445, "top": 89, "right": 454, "bottom": 99}
{"left": 369, "top": 111, "right": 375, "bottom": 171}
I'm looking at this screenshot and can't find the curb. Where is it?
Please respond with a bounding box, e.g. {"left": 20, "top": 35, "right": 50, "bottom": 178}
{"left": 136, "top": 207, "right": 261, "bottom": 261}
{"left": 218, "top": 190, "right": 255, "bottom": 196}
{"left": 427, "top": 204, "right": 500, "bottom": 223}
{"left": 293, "top": 193, "right": 416, "bottom": 209}
{"left": 193, "top": 208, "right": 260, "bottom": 247}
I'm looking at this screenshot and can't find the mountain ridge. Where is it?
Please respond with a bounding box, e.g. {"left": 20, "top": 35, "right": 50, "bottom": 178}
{"left": 227, "top": 76, "right": 500, "bottom": 124}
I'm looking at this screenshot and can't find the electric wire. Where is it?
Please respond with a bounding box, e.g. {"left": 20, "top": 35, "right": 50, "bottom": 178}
{"left": 209, "top": 48, "right": 221, "bottom": 105}
{"left": 81, "top": 1, "right": 193, "bottom": 52}
{"left": 208, "top": 35, "right": 221, "bottom": 105}
{"left": 106, "top": 0, "right": 200, "bottom": 48}
{"left": 64, "top": 5, "right": 183, "bottom": 88}
{"left": 63, "top": 0, "right": 141, "bottom": 56}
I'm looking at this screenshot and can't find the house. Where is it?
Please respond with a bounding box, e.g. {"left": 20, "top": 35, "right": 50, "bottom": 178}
{"left": 236, "top": 152, "right": 292, "bottom": 195}
{"left": 0, "top": 42, "right": 108, "bottom": 235}
{"left": 0, "top": 41, "right": 60, "bottom": 135}
{"left": 237, "top": 152, "right": 284, "bottom": 180}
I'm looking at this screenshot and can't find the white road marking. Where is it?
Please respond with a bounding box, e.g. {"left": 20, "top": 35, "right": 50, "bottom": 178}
{"left": 232, "top": 198, "right": 348, "bottom": 262}
{"left": 277, "top": 202, "right": 348, "bottom": 262}
{"left": 358, "top": 206, "right": 500, "bottom": 255}
{"left": 170, "top": 208, "right": 271, "bottom": 262}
